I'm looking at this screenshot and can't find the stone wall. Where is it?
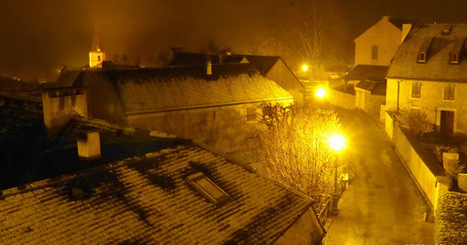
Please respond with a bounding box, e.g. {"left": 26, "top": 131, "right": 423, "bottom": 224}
{"left": 329, "top": 88, "right": 356, "bottom": 110}
{"left": 384, "top": 111, "right": 447, "bottom": 209}
{"left": 127, "top": 102, "right": 291, "bottom": 153}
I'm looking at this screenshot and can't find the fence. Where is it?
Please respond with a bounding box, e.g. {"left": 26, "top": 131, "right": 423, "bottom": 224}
{"left": 317, "top": 177, "right": 348, "bottom": 225}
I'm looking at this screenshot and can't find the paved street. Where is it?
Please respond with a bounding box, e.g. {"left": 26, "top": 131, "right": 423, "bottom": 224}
{"left": 323, "top": 109, "right": 434, "bottom": 244}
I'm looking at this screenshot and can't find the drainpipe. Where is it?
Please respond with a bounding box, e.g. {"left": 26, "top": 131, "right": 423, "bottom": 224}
{"left": 397, "top": 80, "right": 402, "bottom": 112}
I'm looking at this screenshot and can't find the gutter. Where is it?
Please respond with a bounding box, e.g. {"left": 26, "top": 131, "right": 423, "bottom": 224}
{"left": 125, "top": 96, "right": 294, "bottom": 116}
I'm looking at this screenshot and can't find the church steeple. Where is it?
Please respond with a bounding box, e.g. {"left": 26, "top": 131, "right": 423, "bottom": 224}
{"left": 89, "top": 25, "right": 106, "bottom": 68}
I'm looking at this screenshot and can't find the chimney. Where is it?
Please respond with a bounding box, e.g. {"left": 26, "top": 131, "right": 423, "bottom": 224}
{"left": 42, "top": 88, "right": 88, "bottom": 138}
{"left": 77, "top": 128, "right": 101, "bottom": 161}
{"left": 401, "top": 23, "right": 412, "bottom": 44}
{"left": 206, "top": 58, "right": 212, "bottom": 75}
{"left": 458, "top": 173, "right": 467, "bottom": 192}
{"left": 442, "top": 152, "right": 459, "bottom": 177}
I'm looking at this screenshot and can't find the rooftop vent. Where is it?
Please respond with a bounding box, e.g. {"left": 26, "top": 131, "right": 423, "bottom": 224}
{"left": 77, "top": 127, "right": 101, "bottom": 161}
{"left": 441, "top": 26, "right": 452, "bottom": 35}
{"left": 206, "top": 58, "right": 212, "bottom": 75}
{"left": 186, "top": 172, "right": 229, "bottom": 205}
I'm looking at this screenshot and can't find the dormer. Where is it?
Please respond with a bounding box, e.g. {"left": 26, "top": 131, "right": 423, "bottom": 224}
{"left": 418, "top": 37, "right": 433, "bottom": 63}
{"left": 450, "top": 37, "right": 466, "bottom": 64}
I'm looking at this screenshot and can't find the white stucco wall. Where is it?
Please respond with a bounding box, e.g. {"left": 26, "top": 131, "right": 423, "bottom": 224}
{"left": 386, "top": 78, "right": 467, "bottom": 135}
{"left": 354, "top": 17, "right": 402, "bottom": 66}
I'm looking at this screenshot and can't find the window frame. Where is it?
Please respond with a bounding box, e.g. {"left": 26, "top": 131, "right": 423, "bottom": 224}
{"left": 186, "top": 172, "right": 229, "bottom": 205}
{"left": 443, "top": 83, "right": 455, "bottom": 101}
{"left": 371, "top": 45, "right": 378, "bottom": 60}
{"left": 411, "top": 81, "right": 422, "bottom": 99}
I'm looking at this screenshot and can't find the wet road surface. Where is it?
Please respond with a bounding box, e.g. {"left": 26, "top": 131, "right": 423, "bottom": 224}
{"left": 323, "top": 109, "right": 434, "bottom": 244}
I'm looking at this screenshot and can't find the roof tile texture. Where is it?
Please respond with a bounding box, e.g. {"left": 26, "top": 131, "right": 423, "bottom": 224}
{"left": 0, "top": 146, "right": 312, "bottom": 244}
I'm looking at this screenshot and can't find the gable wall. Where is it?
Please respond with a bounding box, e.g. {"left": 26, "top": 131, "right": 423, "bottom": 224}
{"left": 354, "top": 19, "right": 402, "bottom": 66}
{"left": 267, "top": 61, "right": 305, "bottom": 106}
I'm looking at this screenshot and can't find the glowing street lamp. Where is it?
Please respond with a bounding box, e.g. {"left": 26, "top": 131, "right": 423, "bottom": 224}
{"left": 315, "top": 87, "right": 326, "bottom": 99}
{"left": 328, "top": 133, "right": 346, "bottom": 215}
{"left": 328, "top": 134, "right": 345, "bottom": 151}
{"left": 301, "top": 64, "right": 309, "bottom": 72}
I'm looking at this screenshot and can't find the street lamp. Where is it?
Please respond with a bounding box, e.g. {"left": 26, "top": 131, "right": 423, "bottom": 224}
{"left": 328, "top": 133, "right": 346, "bottom": 215}
{"left": 315, "top": 87, "right": 326, "bottom": 99}
{"left": 301, "top": 64, "right": 309, "bottom": 72}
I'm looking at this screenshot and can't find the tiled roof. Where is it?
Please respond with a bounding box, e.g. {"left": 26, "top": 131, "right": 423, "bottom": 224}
{"left": 344, "top": 65, "right": 389, "bottom": 82}
{"left": 0, "top": 140, "right": 315, "bottom": 244}
{"left": 0, "top": 94, "right": 183, "bottom": 189}
{"left": 354, "top": 80, "right": 387, "bottom": 95}
{"left": 54, "top": 65, "right": 292, "bottom": 114}
{"left": 231, "top": 55, "right": 280, "bottom": 76}
{"left": 171, "top": 51, "right": 281, "bottom": 76}
{"left": 387, "top": 23, "right": 467, "bottom": 82}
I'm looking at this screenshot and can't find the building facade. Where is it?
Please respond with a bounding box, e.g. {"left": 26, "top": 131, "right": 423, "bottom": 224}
{"left": 386, "top": 23, "right": 467, "bottom": 135}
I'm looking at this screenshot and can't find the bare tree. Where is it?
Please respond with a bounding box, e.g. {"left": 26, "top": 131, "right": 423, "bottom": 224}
{"left": 253, "top": 104, "right": 343, "bottom": 204}
{"left": 291, "top": 0, "right": 341, "bottom": 80}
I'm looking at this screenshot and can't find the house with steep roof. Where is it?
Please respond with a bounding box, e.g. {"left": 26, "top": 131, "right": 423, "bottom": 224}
{"left": 341, "top": 16, "right": 411, "bottom": 115}
{"left": 0, "top": 93, "right": 325, "bottom": 244}
{"left": 171, "top": 51, "right": 306, "bottom": 105}
{"left": 386, "top": 23, "right": 467, "bottom": 135}
{"left": 354, "top": 16, "right": 410, "bottom": 67}
{"left": 344, "top": 65, "right": 388, "bottom": 114}
{"left": 50, "top": 63, "right": 293, "bottom": 152}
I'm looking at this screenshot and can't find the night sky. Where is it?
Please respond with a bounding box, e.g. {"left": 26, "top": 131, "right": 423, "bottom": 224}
{"left": 0, "top": 0, "right": 466, "bottom": 81}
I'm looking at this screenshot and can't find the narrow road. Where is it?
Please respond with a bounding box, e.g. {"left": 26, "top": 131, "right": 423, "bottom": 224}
{"left": 323, "top": 109, "right": 434, "bottom": 244}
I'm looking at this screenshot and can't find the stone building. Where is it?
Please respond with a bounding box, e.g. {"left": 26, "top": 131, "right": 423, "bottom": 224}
{"left": 386, "top": 23, "right": 467, "bottom": 135}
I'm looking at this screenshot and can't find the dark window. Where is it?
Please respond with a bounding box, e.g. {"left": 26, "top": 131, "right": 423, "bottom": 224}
{"left": 371, "top": 45, "right": 378, "bottom": 60}
{"left": 444, "top": 83, "right": 455, "bottom": 100}
{"left": 186, "top": 172, "right": 229, "bottom": 205}
{"left": 418, "top": 52, "right": 426, "bottom": 63}
{"left": 97, "top": 55, "right": 101, "bottom": 61}
{"left": 450, "top": 53, "right": 459, "bottom": 64}
{"left": 411, "top": 82, "right": 421, "bottom": 98}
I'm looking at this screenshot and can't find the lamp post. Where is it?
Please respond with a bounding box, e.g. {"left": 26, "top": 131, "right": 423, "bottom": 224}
{"left": 328, "top": 134, "right": 345, "bottom": 215}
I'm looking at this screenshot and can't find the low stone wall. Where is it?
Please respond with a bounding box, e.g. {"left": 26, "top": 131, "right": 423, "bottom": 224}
{"left": 329, "top": 88, "right": 356, "bottom": 110}
{"left": 384, "top": 111, "right": 446, "bottom": 209}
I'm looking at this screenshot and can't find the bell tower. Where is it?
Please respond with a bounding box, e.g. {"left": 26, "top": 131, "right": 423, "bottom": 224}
{"left": 89, "top": 25, "right": 106, "bottom": 68}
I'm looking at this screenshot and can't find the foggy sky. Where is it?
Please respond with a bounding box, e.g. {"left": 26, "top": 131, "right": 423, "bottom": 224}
{"left": 1, "top": 0, "right": 467, "bottom": 81}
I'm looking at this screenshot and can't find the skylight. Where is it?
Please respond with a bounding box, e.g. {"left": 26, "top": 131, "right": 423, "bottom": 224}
{"left": 186, "top": 172, "right": 229, "bottom": 205}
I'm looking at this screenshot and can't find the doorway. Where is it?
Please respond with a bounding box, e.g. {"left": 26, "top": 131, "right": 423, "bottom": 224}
{"left": 440, "top": 110, "right": 455, "bottom": 135}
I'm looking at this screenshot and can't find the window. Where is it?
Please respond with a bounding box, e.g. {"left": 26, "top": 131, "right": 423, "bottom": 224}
{"left": 444, "top": 83, "right": 455, "bottom": 100}
{"left": 411, "top": 81, "right": 421, "bottom": 98}
{"left": 371, "top": 45, "right": 378, "bottom": 60}
{"left": 186, "top": 172, "right": 229, "bottom": 205}
{"left": 450, "top": 53, "right": 459, "bottom": 64}
{"left": 417, "top": 52, "right": 426, "bottom": 63}
{"left": 246, "top": 107, "right": 257, "bottom": 121}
